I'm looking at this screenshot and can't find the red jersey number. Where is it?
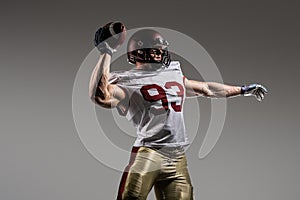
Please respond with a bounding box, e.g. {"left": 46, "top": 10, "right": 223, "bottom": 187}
{"left": 140, "top": 81, "right": 184, "bottom": 112}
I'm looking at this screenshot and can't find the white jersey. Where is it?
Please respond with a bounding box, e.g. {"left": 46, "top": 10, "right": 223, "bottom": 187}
{"left": 110, "top": 61, "right": 189, "bottom": 148}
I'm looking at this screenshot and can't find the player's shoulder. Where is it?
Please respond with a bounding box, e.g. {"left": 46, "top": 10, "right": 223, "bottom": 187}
{"left": 168, "top": 61, "right": 181, "bottom": 69}
{"left": 109, "top": 70, "right": 132, "bottom": 84}
{"left": 165, "top": 61, "right": 183, "bottom": 73}
{"left": 109, "top": 68, "right": 146, "bottom": 84}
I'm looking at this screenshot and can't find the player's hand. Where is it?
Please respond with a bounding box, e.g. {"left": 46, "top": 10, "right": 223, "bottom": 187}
{"left": 94, "top": 35, "right": 116, "bottom": 56}
{"left": 94, "top": 22, "right": 126, "bottom": 56}
{"left": 241, "top": 84, "right": 268, "bottom": 101}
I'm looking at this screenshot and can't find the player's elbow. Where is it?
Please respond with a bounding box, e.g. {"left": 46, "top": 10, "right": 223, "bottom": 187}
{"left": 89, "top": 88, "right": 103, "bottom": 104}
{"left": 89, "top": 90, "right": 96, "bottom": 101}
{"left": 89, "top": 94, "right": 99, "bottom": 105}
{"left": 89, "top": 86, "right": 105, "bottom": 102}
{"left": 90, "top": 95, "right": 113, "bottom": 108}
{"left": 90, "top": 90, "right": 114, "bottom": 109}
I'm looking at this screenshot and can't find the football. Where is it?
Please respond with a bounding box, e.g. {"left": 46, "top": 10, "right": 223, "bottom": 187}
{"left": 96, "top": 21, "right": 127, "bottom": 49}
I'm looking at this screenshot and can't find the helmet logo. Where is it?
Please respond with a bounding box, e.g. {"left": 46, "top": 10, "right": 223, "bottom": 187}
{"left": 154, "top": 38, "right": 169, "bottom": 46}
{"left": 137, "top": 41, "right": 143, "bottom": 47}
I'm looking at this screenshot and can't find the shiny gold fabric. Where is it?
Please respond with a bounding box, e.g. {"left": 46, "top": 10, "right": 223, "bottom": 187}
{"left": 118, "top": 146, "right": 193, "bottom": 200}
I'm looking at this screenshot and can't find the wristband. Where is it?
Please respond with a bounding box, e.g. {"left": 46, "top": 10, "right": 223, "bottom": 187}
{"left": 96, "top": 41, "right": 115, "bottom": 56}
{"left": 99, "top": 47, "right": 113, "bottom": 56}
{"left": 241, "top": 85, "right": 247, "bottom": 95}
{"left": 241, "top": 84, "right": 257, "bottom": 95}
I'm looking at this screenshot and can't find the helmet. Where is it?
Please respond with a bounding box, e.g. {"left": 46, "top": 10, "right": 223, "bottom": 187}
{"left": 127, "top": 29, "right": 171, "bottom": 67}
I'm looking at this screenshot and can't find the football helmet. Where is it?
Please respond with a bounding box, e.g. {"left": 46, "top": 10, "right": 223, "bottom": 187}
{"left": 127, "top": 29, "right": 171, "bottom": 67}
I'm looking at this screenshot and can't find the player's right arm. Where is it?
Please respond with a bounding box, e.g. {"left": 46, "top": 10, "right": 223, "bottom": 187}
{"left": 89, "top": 52, "right": 126, "bottom": 108}
{"left": 89, "top": 22, "right": 127, "bottom": 108}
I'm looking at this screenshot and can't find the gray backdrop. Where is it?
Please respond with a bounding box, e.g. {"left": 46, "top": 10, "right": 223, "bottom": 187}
{"left": 1, "top": 0, "right": 299, "bottom": 199}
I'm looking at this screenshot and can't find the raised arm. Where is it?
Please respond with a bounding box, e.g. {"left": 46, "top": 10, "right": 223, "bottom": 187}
{"left": 89, "top": 52, "right": 126, "bottom": 108}
{"left": 89, "top": 22, "right": 127, "bottom": 108}
{"left": 184, "top": 78, "right": 268, "bottom": 101}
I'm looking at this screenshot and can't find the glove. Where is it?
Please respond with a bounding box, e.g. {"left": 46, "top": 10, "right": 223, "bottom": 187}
{"left": 94, "top": 22, "right": 126, "bottom": 56}
{"left": 94, "top": 27, "right": 116, "bottom": 56}
{"left": 241, "top": 84, "right": 268, "bottom": 101}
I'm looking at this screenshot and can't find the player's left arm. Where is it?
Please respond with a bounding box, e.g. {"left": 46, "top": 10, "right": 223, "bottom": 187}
{"left": 184, "top": 78, "right": 268, "bottom": 101}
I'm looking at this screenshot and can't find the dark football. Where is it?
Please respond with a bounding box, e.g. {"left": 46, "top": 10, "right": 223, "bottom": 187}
{"left": 101, "top": 21, "right": 127, "bottom": 49}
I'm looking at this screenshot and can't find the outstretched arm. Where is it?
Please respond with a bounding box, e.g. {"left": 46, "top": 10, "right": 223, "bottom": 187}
{"left": 184, "top": 78, "right": 268, "bottom": 101}
{"left": 184, "top": 78, "right": 241, "bottom": 98}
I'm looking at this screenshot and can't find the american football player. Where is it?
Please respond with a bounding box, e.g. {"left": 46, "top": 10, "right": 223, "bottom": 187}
{"left": 89, "top": 23, "right": 268, "bottom": 200}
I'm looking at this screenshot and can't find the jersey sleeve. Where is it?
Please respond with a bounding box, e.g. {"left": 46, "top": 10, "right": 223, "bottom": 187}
{"left": 169, "top": 61, "right": 185, "bottom": 83}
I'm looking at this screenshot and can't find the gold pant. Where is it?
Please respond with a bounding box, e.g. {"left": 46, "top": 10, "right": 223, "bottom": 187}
{"left": 117, "top": 146, "right": 194, "bottom": 200}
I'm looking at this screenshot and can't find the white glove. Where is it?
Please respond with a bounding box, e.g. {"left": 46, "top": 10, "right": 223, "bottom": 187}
{"left": 241, "top": 84, "right": 268, "bottom": 101}
{"left": 96, "top": 41, "right": 117, "bottom": 56}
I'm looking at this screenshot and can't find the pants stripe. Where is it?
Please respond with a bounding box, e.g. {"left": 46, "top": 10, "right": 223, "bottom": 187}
{"left": 117, "top": 147, "right": 140, "bottom": 200}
